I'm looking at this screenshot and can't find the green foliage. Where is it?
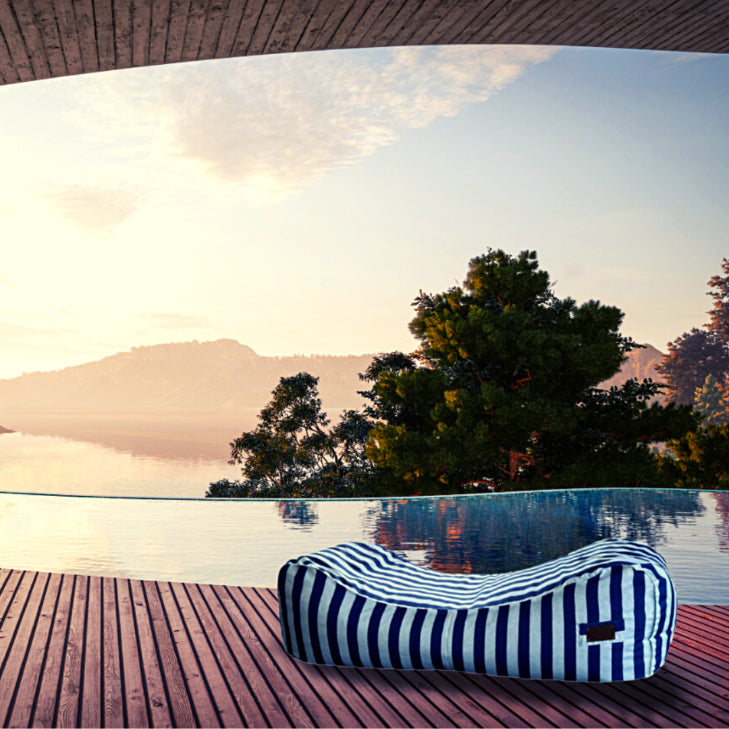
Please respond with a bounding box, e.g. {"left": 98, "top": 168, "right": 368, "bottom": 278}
{"left": 660, "top": 423, "right": 729, "bottom": 489}
{"left": 694, "top": 373, "right": 729, "bottom": 425}
{"left": 206, "top": 373, "right": 375, "bottom": 498}
{"left": 364, "top": 250, "right": 697, "bottom": 493}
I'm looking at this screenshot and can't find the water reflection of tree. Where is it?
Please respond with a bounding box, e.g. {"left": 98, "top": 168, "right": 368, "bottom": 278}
{"left": 368, "top": 490, "right": 705, "bottom": 574}
{"left": 277, "top": 501, "right": 319, "bottom": 530}
{"left": 713, "top": 492, "right": 729, "bottom": 553}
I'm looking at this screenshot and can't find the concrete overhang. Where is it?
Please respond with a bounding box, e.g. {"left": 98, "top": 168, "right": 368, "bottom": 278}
{"left": 0, "top": 0, "right": 728, "bottom": 87}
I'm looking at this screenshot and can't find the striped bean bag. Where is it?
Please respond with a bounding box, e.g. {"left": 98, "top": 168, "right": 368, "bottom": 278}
{"left": 278, "top": 538, "right": 676, "bottom": 682}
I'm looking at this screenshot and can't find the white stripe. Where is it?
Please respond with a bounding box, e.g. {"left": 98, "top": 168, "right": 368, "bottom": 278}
{"left": 398, "top": 608, "right": 415, "bottom": 670}
{"left": 597, "top": 567, "right": 613, "bottom": 682}
{"left": 419, "top": 609, "right": 437, "bottom": 666}
{"left": 377, "top": 604, "right": 397, "bottom": 668}
{"left": 621, "top": 566, "right": 635, "bottom": 681}
{"left": 574, "top": 578, "right": 589, "bottom": 682}
{"left": 317, "top": 578, "right": 336, "bottom": 666}
{"left": 529, "top": 597, "right": 543, "bottom": 680}
{"left": 356, "top": 600, "right": 374, "bottom": 667}
{"left": 506, "top": 603, "right": 521, "bottom": 678}
{"left": 483, "top": 607, "right": 499, "bottom": 675}
{"left": 552, "top": 588, "right": 565, "bottom": 680}
{"left": 336, "top": 590, "right": 356, "bottom": 667}
{"left": 299, "top": 568, "right": 317, "bottom": 663}
{"left": 462, "top": 609, "right": 478, "bottom": 673}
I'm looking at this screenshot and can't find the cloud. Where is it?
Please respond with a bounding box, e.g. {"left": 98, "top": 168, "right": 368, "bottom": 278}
{"left": 162, "top": 46, "right": 557, "bottom": 197}
{"left": 43, "top": 185, "right": 145, "bottom": 233}
{"left": 53, "top": 45, "right": 557, "bottom": 203}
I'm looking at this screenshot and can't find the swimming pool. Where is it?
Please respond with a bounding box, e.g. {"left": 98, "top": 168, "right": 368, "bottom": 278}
{"left": 0, "top": 488, "right": 727, "bottom": 604}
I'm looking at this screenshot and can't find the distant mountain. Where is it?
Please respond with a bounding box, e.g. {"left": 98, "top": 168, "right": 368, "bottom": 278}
{"left": 0, "top": 339, "right": 666, "bottom": 420}
{"left": 601, "top": 344, "right": 665, "bottom": 389}
{"left": 0, "top": 339, "right": 374, "bottom": 416}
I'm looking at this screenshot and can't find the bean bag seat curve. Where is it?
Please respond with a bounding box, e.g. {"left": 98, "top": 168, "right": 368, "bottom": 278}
{"left": 278, "top": 538, "right": 676, "bottom": 682}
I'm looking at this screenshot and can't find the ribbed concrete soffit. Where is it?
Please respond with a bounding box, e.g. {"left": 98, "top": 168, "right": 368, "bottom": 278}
{"left": 0, "top": 0, "right": 728, "bottom": 86}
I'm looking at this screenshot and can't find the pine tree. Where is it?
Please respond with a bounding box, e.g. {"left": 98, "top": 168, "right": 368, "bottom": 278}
{"left": 364, "top": 250, "right": 697, "bottom": 493}
{"left": 694, "top": 373, "right": 729, "bottom": 425}
{"left": 707, "top": 257, "right": 729, "bottom": 342}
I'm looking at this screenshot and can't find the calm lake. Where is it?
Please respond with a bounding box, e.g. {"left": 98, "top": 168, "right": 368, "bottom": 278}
{"left": 0, "top": 414, "right": 254, "bottom": 497}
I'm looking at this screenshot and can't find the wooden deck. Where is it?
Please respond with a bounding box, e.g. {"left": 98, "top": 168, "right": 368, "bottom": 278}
{"left": 0, "top": 568, "right": 727, "bottom": 728}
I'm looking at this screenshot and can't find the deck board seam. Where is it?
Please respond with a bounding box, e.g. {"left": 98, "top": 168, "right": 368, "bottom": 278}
{"left": 127, "top": 580, "right": 154, "bottom": 728}
{"left": 189, "top": 581, "right": 258, "bottom": 727}
{"left": 170, "top": 581, "right": 225, "bottom": 727}
{"left": 235, "top": 586, "right": 347, "bottom": 728}
{"left": 203, "top": 584, "right": 284, "bottom": 728}
{"left": 4, "top": 571, "right": 49, "bottom": 727}
{"left": 154, "top": 580, "right": 203, "bottom": 728}
{"left": 0, "top": 571, "right": 38, "bottom": 724}
{"left": 29, "top": 571, "right": 65, "bottom": 727}
{"left": 219, "top": 584, "right": 316, "bottom": 728}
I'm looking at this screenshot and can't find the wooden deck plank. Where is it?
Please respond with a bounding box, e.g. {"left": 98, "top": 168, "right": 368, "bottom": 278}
{"left": 232, "top": 586, "right": 354, "bottom": 727}
{"left": 169, "top": 581, "right": 245, "bottom": 726}
{"left": 32, "top": 573, "right": 75, "bottom": 727}
{"left": 103, "top": 576, "right": 125, "bottom": 727}
{"left": 0, "top": 571, "right": 47, "bottom": 726}
{"left": 9, "top": 571, "right": 61, "bottom": 727}
{"left": 117, "top": 579, "right": 150, "bottom": 728}
{"left": 156, "top": 579, "right": 220, "bottom": 727}
{"left": 1, "top": 568, "right": 728, "bottom": 728}
{"left": 200, "top": 583, "right": 295, "bottom": 727}
{"left": 186, "top": 582, "right": 268, "bottom": 727}
{"left": 256, "top": 584, "right": 439, "bottom": 728}
{"left": 80, "top": 576, "right": 102, "bottom": 728}
{"left": 55, "top": 575, "right": 86, "bottom": 728}
{"left": 142, "top": 580, "right": 196, "bottom": 728}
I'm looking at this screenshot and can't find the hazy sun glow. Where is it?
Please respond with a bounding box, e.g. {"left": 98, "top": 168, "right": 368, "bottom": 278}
{"left": 1, "top": 45, "right": 728, "bottom": 378}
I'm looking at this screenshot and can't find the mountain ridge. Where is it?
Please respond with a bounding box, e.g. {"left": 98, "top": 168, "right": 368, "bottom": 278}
{"left": 0, "top": 338, "right": 665, "bottom": 417}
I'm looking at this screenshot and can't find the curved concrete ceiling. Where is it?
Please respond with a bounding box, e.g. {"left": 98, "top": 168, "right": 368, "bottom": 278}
{"left": 0, "top": 0, "right": 728, "bottom": 87}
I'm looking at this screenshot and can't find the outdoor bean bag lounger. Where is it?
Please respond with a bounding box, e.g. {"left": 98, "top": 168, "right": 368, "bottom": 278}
{"left": 278, "top": 538, "right": 676, "bottom": 682}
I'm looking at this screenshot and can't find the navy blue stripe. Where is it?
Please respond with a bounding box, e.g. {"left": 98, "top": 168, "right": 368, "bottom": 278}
{"left": 409, "top": 609, "right": 426, "bottom": 670}
{"left": 307, "top": 570, "right": 327, "bottom": 664}
{"left": 518, "top": 602, "right": 531, "bottom": 678}
{"left": 388, "top": 607, "right": 406, "bottom": 669}
{"left": 610, "top": 566, "right": 624, "bottom": 682}
{"left": 633, "top": 570, "right": 646, "bottom": 679}
{"left": 347, "top": 595, "right": 366, "bottom": 667}
{"left": 367, "top": 602, "right": 386, "bottom": 668}
{"left": 277, "top": 564, "right": 293, "bottom": 653}
{"left": 290, "top": 566, "right": 307, "bottom": 660}
{"left": 540, "top": 595, "right": 553, "bottom": 679}
{"left": 563, "top": 583, "right": 576, "bottom": 682}
{"left": 452, "top": 611, "right": 467, "bottom": 672}
{"left": 586, "top": 575, "right": 600, "bottom": 682}
{"left": 473, "top": 609, "right": 487, "bottom": 673}
{"left": 430, "top": 610, "right": 447, "bottom": 669}
{"left": 495, "top": 605, "right": 510, "bottom": 676}
{"left": 326, "top": 584, "right": 346, "bottom": 666}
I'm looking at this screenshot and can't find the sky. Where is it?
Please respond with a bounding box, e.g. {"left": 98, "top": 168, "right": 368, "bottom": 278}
{"left": 0, "top": 44, "right": 727, "bottom": 379}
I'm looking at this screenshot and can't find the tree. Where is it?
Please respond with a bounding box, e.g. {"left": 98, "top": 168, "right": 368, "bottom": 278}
{"left": 707, "top": 257, "right": 729, "bottom": 341}
{"left": 206, "top": 373, "right": 373, "bottom": 498}
{"left": 364, "top": 250, "right": 697, "bottom": 493}
{"left": 694, "top": 373, "right": 729, "bottom": 425}
{"left": 660, "top": 423, "right": 729, "bottom": 489}
{"left": 656, "top": 259, "right": 729, "bottom": 405}
{"left": 655, "top": 328, "right": 729, "bottom": 405}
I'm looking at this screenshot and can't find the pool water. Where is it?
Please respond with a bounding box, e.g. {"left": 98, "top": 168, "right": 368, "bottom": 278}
{"left": 0, "top": 488, "right": 727, "bottom": 604}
